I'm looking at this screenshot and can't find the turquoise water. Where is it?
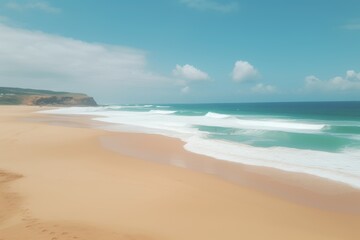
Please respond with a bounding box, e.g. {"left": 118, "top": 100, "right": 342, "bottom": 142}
{"left": 118, "top": 102, "right": 360, "bottom": 153}
{"left": 43, "top": 102, "right": 360, "bottom": 188}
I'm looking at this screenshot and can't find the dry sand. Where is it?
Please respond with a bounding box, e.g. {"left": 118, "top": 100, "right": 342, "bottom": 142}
{"left": 1, "top": 105, "right": 360, "bottom": 240}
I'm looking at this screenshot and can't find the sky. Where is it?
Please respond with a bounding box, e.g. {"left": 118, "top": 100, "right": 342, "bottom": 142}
{"left": 0, "top": 0, "right": 359, "bottom": 104}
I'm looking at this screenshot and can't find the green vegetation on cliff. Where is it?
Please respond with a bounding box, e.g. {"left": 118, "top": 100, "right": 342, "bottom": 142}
{"left": 0, "top": 87, "right": 98, "bottom": 106}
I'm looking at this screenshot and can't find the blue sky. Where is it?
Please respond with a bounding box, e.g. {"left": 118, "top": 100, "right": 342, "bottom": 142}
{"left": 0, "top": 0, "right": 359, "bottom": 103}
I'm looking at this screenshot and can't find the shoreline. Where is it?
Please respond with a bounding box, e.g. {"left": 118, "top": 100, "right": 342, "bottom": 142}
{"left": 37, "top": 108, "right": 360, "bottom": 213}
{"left": 41, "top": 106, "right": 360, "bottom": 190}
{"left": 100, "top": 133, "right": 360, "bottom": 213}
{"left": 1, "top": 105, "right": 360, "bottom": 239}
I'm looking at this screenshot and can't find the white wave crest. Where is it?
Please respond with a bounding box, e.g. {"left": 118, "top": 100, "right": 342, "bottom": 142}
{"left": 205, "top": 112, "right": 231, "bottom": 119}
{"left": 149, "top": 110, "right": 177, "bottom": 115}
{"left": 236, "top": 119, "right": 326, "bottom": 131}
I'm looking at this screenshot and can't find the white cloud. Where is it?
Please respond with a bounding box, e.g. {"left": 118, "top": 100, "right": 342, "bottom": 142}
{"left": 304, "top": 70, "right": 360, "bottom": 91}
{"left": 6, "top": 0, "right": 60, "bottom": 13}
{"left": 251, "top": 83, "right": 277, "bottom": 94}
{"left": 346, "top": 70, "right": 360, "bottom": 80}
{"left": 179, "top": 0, "right": 238, "bottom": 12}
{"left": 0, "top": 24, "right": 170, "bottom": 102}
{"left": 232, "top": 60, "right": 259, "bottom": 82}
{"left": 173, "top": 64, "right": 209, "bottom": 80}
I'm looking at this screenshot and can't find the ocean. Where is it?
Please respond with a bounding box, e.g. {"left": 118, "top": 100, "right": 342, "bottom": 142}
{"left": 43, "top": 101, "right": 360, "bottom": 188}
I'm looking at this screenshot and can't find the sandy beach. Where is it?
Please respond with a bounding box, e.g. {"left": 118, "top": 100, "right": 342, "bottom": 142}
{"left": 1, "top": 105, "right": 360, "bottom": 240}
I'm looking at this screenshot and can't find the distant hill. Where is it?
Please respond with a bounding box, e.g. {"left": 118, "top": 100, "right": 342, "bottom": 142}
{"left": 0, "top": 87, "right": 98, "bottom": 106}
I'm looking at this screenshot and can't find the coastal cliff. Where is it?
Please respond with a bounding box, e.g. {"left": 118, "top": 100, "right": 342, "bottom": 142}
{"left": 0, "top": 87, "right": 97, "bottom": 106}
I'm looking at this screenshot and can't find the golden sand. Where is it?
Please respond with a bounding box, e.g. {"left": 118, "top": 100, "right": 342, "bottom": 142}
{"left": 1, "top": 106, "right": 360, "bottom": 239}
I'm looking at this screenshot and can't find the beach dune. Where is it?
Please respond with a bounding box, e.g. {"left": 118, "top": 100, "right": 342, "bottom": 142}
{"left": 1, "top": 106, "right": 360, "bottom": 240}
